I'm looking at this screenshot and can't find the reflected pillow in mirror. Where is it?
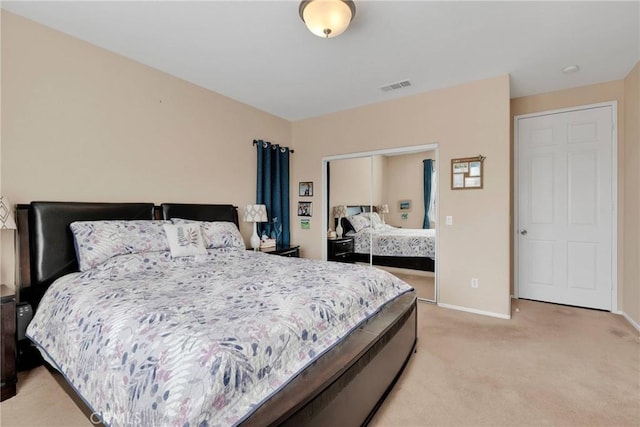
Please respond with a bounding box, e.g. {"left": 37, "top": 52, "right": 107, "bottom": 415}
{"left": 347, "top": 214, "right": 370, "bottom": 233}
{"left": 365, "top": 212, "right": 384, "bottom": 229}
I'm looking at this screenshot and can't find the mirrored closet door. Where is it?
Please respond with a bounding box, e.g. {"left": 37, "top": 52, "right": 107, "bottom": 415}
{"left": 324, "top": 145, "right": 438, "bottom": 302}
{"left": 327, "top": 156, "right": 373, "bottom": 264}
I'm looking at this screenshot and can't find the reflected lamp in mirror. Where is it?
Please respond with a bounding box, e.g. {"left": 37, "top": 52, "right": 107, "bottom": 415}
{"left": 244, "top": 204, "right": 268, "bottom": 251}
{"left": 0, "top": 196, "right": 17, "bottom": 230}
{"left": 378, "top": 204, "right": 389, "bottom": 224}
{"left": 333, "top": 205, "right": 347, "bottom": 238}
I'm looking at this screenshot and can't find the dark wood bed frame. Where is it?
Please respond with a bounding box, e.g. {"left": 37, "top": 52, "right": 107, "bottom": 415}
{"left": 340, "top": 205, "right": 435, "bottom": 272}
{"left": 16, "top": 201, "right": 417, "bottom": 426}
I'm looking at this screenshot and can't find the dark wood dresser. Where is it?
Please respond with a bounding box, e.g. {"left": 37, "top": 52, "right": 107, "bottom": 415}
{"left": 1, "top": 284, "right": 17, "bottom": 401}
{"left": 328, "top": 237, "right": 354, "bottom": 262}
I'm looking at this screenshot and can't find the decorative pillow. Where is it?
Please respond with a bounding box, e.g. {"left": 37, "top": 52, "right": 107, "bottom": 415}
{"left": 171, "top": 219, "right": 245, "bottom": 250}
{"left": 365, "top": 212, "right": 384, "bottom": 229}
{"left": 70, "top": 220, "right": 170, "bottom": 271}
{"left": 163, "top": 223, "right": 208, "bottom": 258}
{"left": 347, "top": 214, "right": 371, "bottom": 233}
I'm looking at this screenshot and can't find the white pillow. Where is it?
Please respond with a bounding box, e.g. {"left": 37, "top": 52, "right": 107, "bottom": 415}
{"left": 366, "top": 212, "right": 384, "bottom": 229}
{"left": 347, "top": 214, "right": 371, "bottom": 233}
{"left": 71, "top": 220, "right": 170, "bottom": 271}
{"left": 163, "top": 223, "right": 207, "bottom": 258}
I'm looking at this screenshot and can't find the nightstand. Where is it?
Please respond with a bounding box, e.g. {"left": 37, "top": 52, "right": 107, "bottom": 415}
{"left": 259, "top": 245, "right": 300, "bottom": 258}
{"left": 1, "top": 285, "right": 17, "bottom": 401}
{"left": 328, "top": 237, "right": 354, "bottom": 262}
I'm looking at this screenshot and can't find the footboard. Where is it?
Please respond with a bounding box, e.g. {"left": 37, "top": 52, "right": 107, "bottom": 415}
{"left": 243, "top": 292, "right": 418, "bottom": 426}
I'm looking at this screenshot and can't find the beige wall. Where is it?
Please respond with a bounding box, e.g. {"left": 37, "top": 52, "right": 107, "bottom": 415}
{"left": 372, "top": 155, "right": 384, "bottom": 209}
{"left": 511, "top": 77, "right": 637, "bottom": 323}
{"left": 326, "top": 156, "right": 373, "bottom": 232}
{"left": 327, "top": 155, "right": 385, "bottom": 216}
{"left": 292, "top": 75, "right": 512, "bottom": 317}
{"left": 328, "top": 156, "right": 373, "bottom": 208}
{"left": 623, "top": 62, "right": 639, "bottom": 325}
{"left": 383, "top": 151, "right": 435, "bottom": 228}
{"left": 0, "top": 12, "right": 291, "bottom": 287}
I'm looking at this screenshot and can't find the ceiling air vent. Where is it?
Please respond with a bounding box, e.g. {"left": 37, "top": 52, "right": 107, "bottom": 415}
{"left": 380, "top": 80, "right": 412, "bottom": 92}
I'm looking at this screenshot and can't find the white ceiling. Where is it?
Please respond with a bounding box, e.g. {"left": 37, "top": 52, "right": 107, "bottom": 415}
{"left": 2, "top": 1, "right": 639, "bottom": 121}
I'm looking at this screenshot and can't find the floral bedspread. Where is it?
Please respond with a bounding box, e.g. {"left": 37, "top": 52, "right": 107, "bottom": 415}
{"left": 27, "top": 248, "right": 412, "bottom": 427}
{"left": 350, "top": 225, "right": 436, "bottom": 258}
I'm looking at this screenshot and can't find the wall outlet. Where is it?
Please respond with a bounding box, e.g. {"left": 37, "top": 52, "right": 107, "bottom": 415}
{"left": 471, "top": 278, "right": 479, "bottom": 288}
{"left": 446, "top": 216, "right": 453, "bottom": 225}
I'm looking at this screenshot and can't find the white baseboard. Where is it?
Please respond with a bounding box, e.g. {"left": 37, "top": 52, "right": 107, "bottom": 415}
{"left": 437, "top": 302, "right": 511, "bottom": 320}
{"left": 617, "top": 310, "right": 640, "bottom": 331}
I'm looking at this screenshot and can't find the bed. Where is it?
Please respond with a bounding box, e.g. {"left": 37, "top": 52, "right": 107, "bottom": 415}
{"left": 341, "top": 205, "right": 435, "bottom": 272}
{"left": 16, "top": 201, "right": 417, "bottom": 426}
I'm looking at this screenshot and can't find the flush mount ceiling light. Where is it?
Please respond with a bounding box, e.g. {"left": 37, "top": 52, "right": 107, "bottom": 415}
{"left": 299, "top": 0, "right": 356, "bottom": 38}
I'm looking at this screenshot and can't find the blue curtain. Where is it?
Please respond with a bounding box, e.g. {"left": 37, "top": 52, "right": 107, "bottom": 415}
{"left": 256, "top": 139, "right": 290, "bottom": 246}
{"left": 423, "top": 159, "right": 433, "bottom": 229}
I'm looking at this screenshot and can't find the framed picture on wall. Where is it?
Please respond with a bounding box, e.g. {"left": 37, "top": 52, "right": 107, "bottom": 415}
{"left": 298, "top": 201, "right": 312, "bottom": 217}
{"left": 299, "top": 182, "right": 313, "bottom": 197}
{"left": 399, "top": 200, "right": 412, "bottom": 212}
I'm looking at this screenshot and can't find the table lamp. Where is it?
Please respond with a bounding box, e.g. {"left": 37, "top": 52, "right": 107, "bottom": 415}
{"left": 244, "top": 204, "right": 268, "bottom": 251}
{"left": 0, "top": 196, "right": 17, "bottom": 230}
{"left": 333, "top": 205, "right": 347, "bottom": 238}
{"left": 378, "top": 204, "right": 389, "bottom": 224}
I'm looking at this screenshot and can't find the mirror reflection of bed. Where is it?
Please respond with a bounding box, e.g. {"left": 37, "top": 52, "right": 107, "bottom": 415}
{"left": 326, "top": 149, "right": 437, "bottom": 302}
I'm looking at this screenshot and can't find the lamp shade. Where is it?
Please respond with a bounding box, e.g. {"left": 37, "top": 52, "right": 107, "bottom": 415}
{"left": 0, "top": 196, "right": 16, "bottom": 230}
{"left": 299, "top": 0, "right": 356, "bottom": 38}
{"left": 244, "top": 204, "right": 268, "bottom": 223}
{"left": 332, "top": 205, "right": 347, "bottom": 218}
{"left": 379, "top": 204, "right": 390, "bottom": 214}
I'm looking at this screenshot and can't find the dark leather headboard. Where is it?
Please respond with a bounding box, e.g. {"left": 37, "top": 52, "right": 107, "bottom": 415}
{"left": 18, "top": 202, "right": 239, "bottom": 310}
{"left": 161, "top": 203, "right": 239, "bottom": 227}
{"left": 20, "top": 202, "right": 154, "bottom": 309}
{"left": 347, "top": 206, "right": 366, "bottom": 216}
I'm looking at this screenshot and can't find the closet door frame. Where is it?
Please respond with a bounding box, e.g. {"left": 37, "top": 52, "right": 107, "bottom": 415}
{"left": 322, "top": 143, "right": 439, "bottom": 301}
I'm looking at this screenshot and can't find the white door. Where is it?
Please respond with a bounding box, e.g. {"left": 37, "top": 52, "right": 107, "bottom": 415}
{"left": 517, "top": 105, "right": 615, "bottom": 310}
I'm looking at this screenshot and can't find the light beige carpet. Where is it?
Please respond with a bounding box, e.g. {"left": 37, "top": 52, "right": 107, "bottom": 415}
{"left": 370, "top": 299, "right": 640, "bottom": 426}
{"left": 1, "top": 299, "right": 638, "bottom": 427}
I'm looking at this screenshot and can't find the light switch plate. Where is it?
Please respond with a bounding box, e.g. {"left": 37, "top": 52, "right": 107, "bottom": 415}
{"left": 446, "top": 216, "right": 453, "bottom": 225}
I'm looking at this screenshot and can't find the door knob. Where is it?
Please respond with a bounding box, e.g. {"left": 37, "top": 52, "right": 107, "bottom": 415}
{"left": 520, "top": 229, "right": 527, "bottom": 235}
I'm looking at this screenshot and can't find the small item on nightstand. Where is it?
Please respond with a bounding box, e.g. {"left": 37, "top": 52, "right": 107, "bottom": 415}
{"left": 327, "top": 229, "right": 337, "bottom": 239}
{"left": 260, "top": 238, "right": 276, "bottom": 249}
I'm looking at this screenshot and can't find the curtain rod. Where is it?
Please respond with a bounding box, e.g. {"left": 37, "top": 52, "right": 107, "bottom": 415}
{"left": 252, "top": 140, "right": 294, "bottom": 154}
